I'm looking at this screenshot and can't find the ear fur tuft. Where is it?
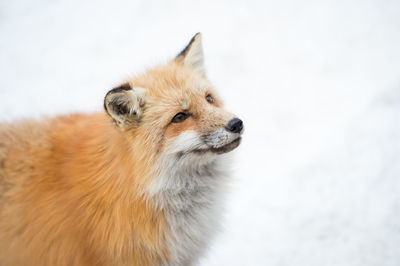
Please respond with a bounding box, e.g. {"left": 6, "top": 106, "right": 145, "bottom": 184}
{"left": 104, "top": 84, "right": 146, "bottom": 128}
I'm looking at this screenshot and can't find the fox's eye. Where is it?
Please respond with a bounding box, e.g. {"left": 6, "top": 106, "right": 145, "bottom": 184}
{"left": 171, "top": 112, "right": 190, "bottom": 123}
{"left": 206, "top": 94, "right": 214, "bottom": 104}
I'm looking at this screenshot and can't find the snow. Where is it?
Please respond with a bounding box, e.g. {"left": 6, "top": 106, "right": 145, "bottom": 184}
{"left": 1, "top": 0, "right": 400, "bottom": 265}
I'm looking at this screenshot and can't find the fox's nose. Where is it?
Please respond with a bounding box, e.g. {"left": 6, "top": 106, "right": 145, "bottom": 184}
{"left": 226, "top": 118, "right": 243, "bottom": 133}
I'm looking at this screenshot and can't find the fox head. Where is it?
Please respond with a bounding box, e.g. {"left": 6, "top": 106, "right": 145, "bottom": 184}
{"left": 104, "top": 33, "right": 243, "bottom": 182}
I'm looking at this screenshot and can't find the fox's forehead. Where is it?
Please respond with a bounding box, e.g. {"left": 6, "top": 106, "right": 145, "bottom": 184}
{"left": 131, "top": 62, "right": 214, "bottom": 108}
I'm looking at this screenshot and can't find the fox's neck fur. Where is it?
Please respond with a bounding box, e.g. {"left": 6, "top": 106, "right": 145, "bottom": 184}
{"left": 151, "top": 140, "right": 231, "bottom": 265}
{"left": 4, "top": 113, "right": 228, "bottom": 266}
{"left": 40, "top": 113, "right": 171, "bottom": 265}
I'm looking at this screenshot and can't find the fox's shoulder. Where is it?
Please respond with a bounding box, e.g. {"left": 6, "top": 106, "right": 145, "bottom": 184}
{"left": 0, "top": 113, "right": 102, "bottom": 148}
{"left": 0, "top": 112, "right": 110, "bottom": 195}
{"left": 0, "top": 113, "right": 109, "bottom": 174}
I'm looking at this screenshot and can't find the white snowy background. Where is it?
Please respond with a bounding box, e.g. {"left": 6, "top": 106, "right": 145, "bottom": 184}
{"left": 1, "top": 0, "right": 400, "bottom": 265}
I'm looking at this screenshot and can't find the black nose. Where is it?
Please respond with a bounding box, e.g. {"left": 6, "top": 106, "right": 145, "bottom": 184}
{"left": 226, "top": 118, "right": 243, "bottom": 133}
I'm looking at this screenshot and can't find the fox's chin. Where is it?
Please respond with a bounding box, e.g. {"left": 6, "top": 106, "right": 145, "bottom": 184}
{"left": 194, "top": 137, "right": 241, "bottom": 155}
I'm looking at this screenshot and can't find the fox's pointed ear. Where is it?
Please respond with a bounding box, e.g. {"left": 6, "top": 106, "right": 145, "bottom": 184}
{"left": 175, "top": 33, "right": 205, "bottom": 74}
{"left": 104, "top": 83, "right": 146, "bottom": 129}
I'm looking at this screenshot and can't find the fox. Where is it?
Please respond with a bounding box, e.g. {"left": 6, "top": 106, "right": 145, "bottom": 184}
{"left": 0, "top": 33, "right": 244, "bottom": 266}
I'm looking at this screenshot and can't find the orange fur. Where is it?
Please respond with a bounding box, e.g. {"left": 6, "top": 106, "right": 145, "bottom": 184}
{"left": 0, "top": 114, "right": 170, "bottom": 265}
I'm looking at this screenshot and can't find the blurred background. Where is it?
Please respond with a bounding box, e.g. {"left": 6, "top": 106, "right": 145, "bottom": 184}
{"left": 1, "top": 0, "right": 400, "bottom": 265}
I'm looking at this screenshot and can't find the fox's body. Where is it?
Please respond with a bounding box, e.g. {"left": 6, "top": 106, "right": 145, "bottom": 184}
{"left": 0, "top": 34, "right": 243, "bottom": 266}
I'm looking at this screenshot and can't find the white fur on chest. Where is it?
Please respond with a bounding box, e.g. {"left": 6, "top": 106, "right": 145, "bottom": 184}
{"left": 150, "top": 152, "right": 231, "bottom": 266}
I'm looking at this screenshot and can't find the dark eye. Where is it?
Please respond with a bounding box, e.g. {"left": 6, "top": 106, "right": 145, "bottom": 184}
{"left": 206, "top": 94, "right": 214, "bottom": 104}
{"left": 171, "top": 112, "right": 190, "bottom": 123}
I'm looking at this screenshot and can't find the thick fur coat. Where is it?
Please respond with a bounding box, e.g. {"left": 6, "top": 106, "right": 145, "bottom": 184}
{"left": 0, "top": 33, "right": 243, "bottom": 266}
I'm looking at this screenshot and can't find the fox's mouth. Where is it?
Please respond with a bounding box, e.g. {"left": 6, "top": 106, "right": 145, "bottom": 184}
{"left": 194, "top": 137, "right": 242, "bottom": 154}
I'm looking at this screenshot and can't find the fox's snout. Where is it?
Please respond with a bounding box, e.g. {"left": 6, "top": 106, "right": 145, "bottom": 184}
{"left": 200, "top": 117, "right": 243, "bottom": 153}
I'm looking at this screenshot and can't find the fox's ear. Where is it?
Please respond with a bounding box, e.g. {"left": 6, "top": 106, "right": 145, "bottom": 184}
{"left": 175, "top": 33, "right": 205, "bottom": 74}
{"left": 104, "top": 83, "right": 146, "bottom": 128}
